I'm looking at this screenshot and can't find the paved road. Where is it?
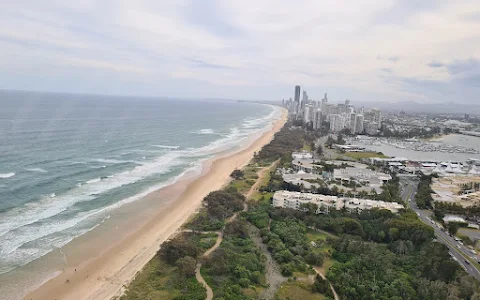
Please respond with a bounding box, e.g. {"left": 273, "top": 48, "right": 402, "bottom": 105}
{"left": 400, "top": 177, "right": 480, "bottom": 280}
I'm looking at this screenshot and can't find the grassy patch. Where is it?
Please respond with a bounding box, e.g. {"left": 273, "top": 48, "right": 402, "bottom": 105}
{"left": 306, "top": 229, "right": 328, "bottom": 243}
{"left": 251, "top": 191, "right": 273, "bottom": 203}
{"left": 120, "top": 256, "right": 205, "bottom": 300}
{"left": 276, "top": 280, "right": 325, "bottom": 300}
{"left": 226, "top": 164, "right": 259, "bottom": 195}
{"left": 319, "top": 258, "right": 337, "bottom": 274}
{"left": 344, "top": 152, "right": 389, "bottom": 159}
{"left": 301, "top": 142, "right": 313, "bottom": 152}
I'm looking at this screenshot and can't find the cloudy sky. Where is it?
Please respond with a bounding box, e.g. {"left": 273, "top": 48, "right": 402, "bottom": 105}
{"left": 1, "top": 0, "right": 480, "bottom": 104}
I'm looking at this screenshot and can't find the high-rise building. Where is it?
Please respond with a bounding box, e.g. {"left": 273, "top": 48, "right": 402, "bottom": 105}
{"left": 349, "top": 113, "right": 357, "bottom": 134}
{"left": 303, "top": 104, "right": 314, "bottom": 124}
{"left": 355, "top": 114, "right": 364, "bottom": 134}
{"left": 313, "top": 109, "right": 323, "bottom": 130}
{"left": 294, "top": 85, "right": 301, "bottom": 104}
{"left": 302, "top": 90, "right": 309, "bottom": 108}
{"left": 321, "top": 93, "right": 328, "bottom": 114}
{"left": 329, "top": 114, "right": 345, "bottom": 133}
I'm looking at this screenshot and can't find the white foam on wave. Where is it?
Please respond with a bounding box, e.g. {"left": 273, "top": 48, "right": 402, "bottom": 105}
{"left": 0, "top": 172, "right": 15, "bottom": 179}
{"left": 0, "top": 159, "right": 205, "bottom": 275}
{"left": 25, "top": 168, "right": 48, "bottom": 173}
{"left": 153, "top": 145, "right": 180, "bottom": 149}
{"left": 0, "top": 221, "right": 103, "bottom": 275}
{"left": 86, "top": 178, "right": 102, "bottom": 184}
{"left": 92, "top": 158, "right": 139, "bottom": 165}
{"left": 243, "top": 108, "right": 277, "bottom": 129}
{"left": 0, "top": 151, "right": 186, "bottom": 241}
{"left": 197, "top": 128, "right": 215, "bottom": 135}
{"left": 0, "top": 104, "right": 282, "bottom": 275}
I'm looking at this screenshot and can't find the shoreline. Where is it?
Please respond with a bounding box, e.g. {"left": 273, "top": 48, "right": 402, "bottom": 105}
{"left": 26, "top": 108, "right": 287, "bottom": 300}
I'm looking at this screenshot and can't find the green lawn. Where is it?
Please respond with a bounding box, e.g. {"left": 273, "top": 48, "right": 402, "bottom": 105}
{"left": 306, "top": 229, "right": 328, "bottom": 242}
{"left": 321, "top": 258, "right": 337, "bottom": 273}
{"left": 226, "top": 164, "right": 259, "bottom": 194}
{"left": 302, "top": 142, "right": 313, "bottom": 152}
{"left": 276, "top": 281, "right": 325, "bottom": 300}
{"left": 344, "top": 152, "right": 389, "bottom": 159}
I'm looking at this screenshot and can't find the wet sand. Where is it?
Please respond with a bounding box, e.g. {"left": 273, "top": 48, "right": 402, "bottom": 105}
{"left": 26, "top": 109, "right": 287, "bottom": 300}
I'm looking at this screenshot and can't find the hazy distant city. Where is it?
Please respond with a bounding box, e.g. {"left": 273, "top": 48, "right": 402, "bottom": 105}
{"left": 283, "top": 85, "right": 480, "bottom": 138}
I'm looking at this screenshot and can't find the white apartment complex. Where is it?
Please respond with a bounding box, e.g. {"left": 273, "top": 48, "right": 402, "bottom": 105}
{"left": 272, "top": 190, "right": 404, "bottom": 214}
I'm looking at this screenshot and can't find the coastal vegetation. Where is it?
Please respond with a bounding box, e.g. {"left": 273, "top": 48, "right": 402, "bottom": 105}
{"left": 121, "top": 120, "right": 480, "bottom": 300}
{"left": 247, "top": 200, "right": 480, "bottom": 299}
{"left": 415, "top": 175, "right": 435, "bottom": 209}
{"left": 256, "top": 123, "right": 304, "bottom": 165}
{"left": 120, "top": 232, "right": 211, "bottom": 300}
{"left": 202, "top": 219, "right": 266, "bottom": 299}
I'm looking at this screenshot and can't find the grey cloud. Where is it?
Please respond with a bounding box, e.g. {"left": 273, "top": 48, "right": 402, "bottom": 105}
{"left": 427, "top": 61, "right": 444, "bottom": 68}
{"left": 376, "top": 56, "right": 400, "bottom": 63}
{"left": 444, "top": 58, "right": 480, "bottom": 88}
{"left": 184, "top": 0, "right": 244, "bottom": 38}
{"left": 373, "top": 0, "right": 446, "bottom": 25}
{"left": 457, "top": 74, "right": 480, "bottom": 87}
{"left": 463, "top": 12, "right": 480, "bottom": 22}
{"left": 380, "top": 68, "right": 392, "bottom": 73}
{"left": 446, "top": 58, "right": 480, "bottom": 75}
{"left": 387, "top": 56, "right": 400, "bottom": 63}
{"left": 186, "top": 58, "right": 234, "bottom": 70}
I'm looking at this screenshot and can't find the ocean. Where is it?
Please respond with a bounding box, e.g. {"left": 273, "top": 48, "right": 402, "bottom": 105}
{"left": 0, "top": 90, "right": 280, "bottom": 284}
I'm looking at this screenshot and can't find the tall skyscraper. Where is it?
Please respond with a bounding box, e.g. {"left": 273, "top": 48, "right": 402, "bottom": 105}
{"left": 302, "top": 104, "right": 314, "bottom": 125}
{"left": 355, "top": 114, "right": 364, "bottom": 134}
{"left": 349, "top": 113, "right": 357, "bottom": 134}
{"left": 294, "top": 85, "right": 301, "bottom": 104}
{"left": 321, "top": 93, "right": 328, "bottom": 115}
{"left": 313, "top": 109, "right": 323, "bottom": 130}
{"left": 302, "top": 90, "right": 308, "bottom": 108}
{"left": 329, "top": 114, "right": 345, "bottom": 133}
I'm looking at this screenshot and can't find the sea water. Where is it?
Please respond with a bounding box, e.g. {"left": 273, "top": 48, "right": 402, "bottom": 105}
{"left": 0, "top": 90, "right": 280, "bottom": 282}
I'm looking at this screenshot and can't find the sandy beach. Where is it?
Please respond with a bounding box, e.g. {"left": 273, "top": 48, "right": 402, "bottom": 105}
{"left": 26, "top": 108, "right": 287, "bottom": 300}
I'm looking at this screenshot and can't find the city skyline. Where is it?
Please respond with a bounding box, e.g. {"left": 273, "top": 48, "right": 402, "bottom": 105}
{"left": 284, "top": 84, "right": 383, "bottom": 134}
{"left": 1, "top": 1, "right": 480, "bottom": 104}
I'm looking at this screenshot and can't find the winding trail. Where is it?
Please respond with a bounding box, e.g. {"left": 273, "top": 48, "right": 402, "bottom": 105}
{"left": 246, "top": 160, "right": 278, "bottom": 200}
{"left": 313, "top": 267, "right": 340, "bottom": 300}
{"left": 193, "top": 197, "right": 246, "bottom": 300}
{"left": 193, "top": 161, "right": 277, "bottom": 300}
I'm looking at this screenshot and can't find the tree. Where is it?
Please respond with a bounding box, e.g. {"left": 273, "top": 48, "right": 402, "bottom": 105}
{"left": 316, "top": 145, "right": 324, "bottom": 156}
{"left": 305, "top": 252, "right": 324, "bottom": 266}
{"left": 176, "top": 256, "right": 197, "bottom": 277}
{"left": 161, "top": 237, "right": 201, "bottom": 264}
{"left": 337, "top": 133, "right": 346, "bottom": 145}
{"left": 230, "top": 169, "right": 244, "bottom": 180}
{"left": 447, "top": 222, "right": 461, "bottom": 235}
{"left": 204, "top": 190, "right": 244, "bottom": 219}
{"left": 312, "top": 274, "right": 328, "bottom": 294}
{"left": 300, "top": 202, "right": 319, "bottom": 214}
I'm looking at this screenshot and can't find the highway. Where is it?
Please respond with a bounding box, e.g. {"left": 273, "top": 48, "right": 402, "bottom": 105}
{"left": 400, "top": 177, "right": 480, "bottom": 281}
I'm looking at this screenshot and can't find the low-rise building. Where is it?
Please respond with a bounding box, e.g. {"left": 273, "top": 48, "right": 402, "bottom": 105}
{"left": 272, "top": 190, "right": 404, "bottom": 214}
{"left": 333, "top": 167, "right": 392, "bottom": 182}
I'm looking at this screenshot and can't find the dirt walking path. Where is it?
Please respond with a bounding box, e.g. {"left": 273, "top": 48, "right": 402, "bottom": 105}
{"left": 313, "top": 267, "right": 340, "bottom": 300}
{"left": 195, "top": 160, "right": 277, "bottom": 300}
